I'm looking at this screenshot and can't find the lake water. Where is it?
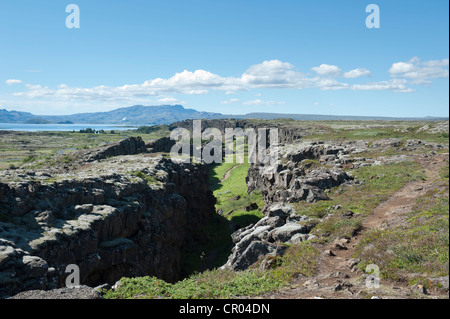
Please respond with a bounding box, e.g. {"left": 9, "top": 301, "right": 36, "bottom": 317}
{"left": 0, "top": 123, "right": 138, "bottom": 132}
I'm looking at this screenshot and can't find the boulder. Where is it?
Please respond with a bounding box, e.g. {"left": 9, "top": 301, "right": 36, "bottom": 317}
{"left": 221, "top": 203, "right": 313, "bottom": 271}
{"left": 269, "top": 223, "right": 308, "bottom": 242}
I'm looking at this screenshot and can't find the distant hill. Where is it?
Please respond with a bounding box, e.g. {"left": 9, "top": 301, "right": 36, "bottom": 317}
{"left": 0, "top": 109, "right": 37, "bottom": 123}
{"left": 0, "top": 105, "right": 224, "bottom": 125}
{"left": 0, "top": 105, "right": 448, "bottom": 125}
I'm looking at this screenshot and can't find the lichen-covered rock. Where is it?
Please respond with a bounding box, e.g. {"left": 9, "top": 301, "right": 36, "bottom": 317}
{"left": 246, "top": 142, "right": 354, "bottom": 204}
{"left": 0, "top": 155, "right": 215, "bottom": 298}
{"left": 80, "top": 136, "right": 147, "bottom": 162}
{"left": 8, "top": 285, "right": 103, "bottom": 299}
{"left": 220, "top": 204, "right": 313, "bottom": 271}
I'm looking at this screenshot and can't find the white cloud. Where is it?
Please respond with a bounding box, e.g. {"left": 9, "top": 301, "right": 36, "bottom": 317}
{"left": 245, "top": 60, "right": 295, "bottom": 75}
{"left": 311, "top": 64, "right": 342, "bottom": 76}
{"left": 144, "top": 69, "right": 229, "bottom": 94}
{"left": 241, "top": 59, "right": 309, "bottom": 89}
{"left": 389, "top": 57, "right": 449, "bottom": 79}
{"left": 422, "top": 58, "right": 449, "bottom": 68}
{"left": 6, "top": 79, "right": 22, "bottom": 85}
{"left": 10, "top": 57, "right": 448, "bottom": 103}
{"left": 343, "top": 68, "right": 372, "bottom": 79}
{"left": 314, "top": 78, "right": 349, "bottom": 90}
{"left": 221, "top": 98, "right": 240, "bottom": 104}
{"left": 351, "top": 79, "right": 415, "bottom": 92}
{"left": 389, "top": 62, "right": 416, "bottom": 74}
{"left": 243, "top": 99, "right": 285, "bottom": 106}
{"left": 157, "top": 97, "right": 179, "bottom": 103}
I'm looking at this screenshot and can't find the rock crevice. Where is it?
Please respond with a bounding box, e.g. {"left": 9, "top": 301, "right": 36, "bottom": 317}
{"left": 0, "top": 144, "right": 215, "bottom": 297}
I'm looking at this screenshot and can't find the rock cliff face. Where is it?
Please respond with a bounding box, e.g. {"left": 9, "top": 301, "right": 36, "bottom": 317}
{"left": 80, "top": 136, "right": 147, "bottom": 162}
{"left": 221, "top": 138, "right": 448, "bottom": 271}
{"left": 0, "top": 139, "right": 215, "bottom": 298}
{"left": 246, "top": 141, "right": 355, "bottom": 205}
{"left": 168, "top": 119, "right": 306, "bottom": 144}
{"left": 220, "top": 141, "right": 362, "bottom": 271}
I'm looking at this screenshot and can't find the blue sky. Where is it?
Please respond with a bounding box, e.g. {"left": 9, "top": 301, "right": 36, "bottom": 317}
{"left": 0, "top": 0, "right": 448, "bottom": 117}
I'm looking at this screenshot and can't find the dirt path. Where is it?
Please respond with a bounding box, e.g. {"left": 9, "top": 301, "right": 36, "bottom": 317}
{"left": 265, "top": 153, "right": 449, "bottom": 299}
{"left": 220, "top": 164, "right": 240, "bottom": 183}
{"left": 363, "top": 154, "right": 444, "bottom": 231}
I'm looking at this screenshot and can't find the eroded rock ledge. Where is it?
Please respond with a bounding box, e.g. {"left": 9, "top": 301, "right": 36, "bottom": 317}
{"left": 0, "top": 140, "right": 215, "bottom": 298}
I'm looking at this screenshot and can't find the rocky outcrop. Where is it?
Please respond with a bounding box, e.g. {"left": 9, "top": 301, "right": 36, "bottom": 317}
{"left": 146, "top": 137, "right": 176, "bottom": 153}
{"left": 417, "top": 121, "right": 449, "bottom": 134}
{"left": 220, "top": 204, "right": 316, "bottom": 271}
{"left": 223, "top": 137, "right": 449, "bottom": 272}
{"left": 0, "top": 154, "right": 215, "bottom": 298}
{"left": 221, "top": 142, "right": 364, "bottom": 271}
{"left": 247, "top": 142, "right": 355, "bottom": 204}
{"left": 80, "top": 136, "right": 147, "bottom": 162}
{"left": 168, "top": 119, "right": 306, "bottom": 144}
{"left": 8, "top": 285, "right": 103, "bottom": 299}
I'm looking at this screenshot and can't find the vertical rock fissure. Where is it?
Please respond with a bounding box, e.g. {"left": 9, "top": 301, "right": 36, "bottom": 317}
{"left": 0, "top": 141, "right": 216, "bottom": 297}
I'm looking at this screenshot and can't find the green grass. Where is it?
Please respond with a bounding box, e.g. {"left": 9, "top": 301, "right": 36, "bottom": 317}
{"left": 439, "top": 161, "right": 449, "bottom": 179}
{"left": 181, "top": 158, "right": 266, "bottom": 276}
{"left": 271, "top": 242, "right": 320, "bottom": 281}
{"left": 354, "top": 196, "right": 449, "bottom": 281}
{"left": 212, "top": 162, "right": 250, "bottom": 195}
{"left": 307, "top": 125, "right": 449, "bottom": 145}
{"left": 21, "top": 154, "right": 38, "bottom": 164}
{"left": 209, "top": 162, "right": 238, "bottom": 185}
{"left": 179, "top": 152, "right": 263, "bottom": 278}
{"left": 293, "top": 160, "right": 426, "bottom": 241}
{"left": 104, "top": 242, "right": 322, "bottom": 299}
{"left": 0, "top": 127, "right": 172, "bottom": 170}
{"left": 210, "top": 154, "right": 265, "bottom": 227}
{"left": 128, "top": 170, "right": 159, "bottom": 185}
{"left": 354, "top": 177, "right": 449, "bottom": 282}
{"left": 103, "top": 269, "right": 283, "bottom": 299}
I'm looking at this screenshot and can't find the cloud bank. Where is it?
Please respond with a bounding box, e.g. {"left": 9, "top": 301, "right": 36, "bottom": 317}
{"left": 9, "top": 57, "right": 448, "bottom": 104}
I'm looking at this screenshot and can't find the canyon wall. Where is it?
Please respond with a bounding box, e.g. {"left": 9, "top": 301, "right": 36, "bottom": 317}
{"left": 0, "top": 138, "right": 215, "bottom": 297}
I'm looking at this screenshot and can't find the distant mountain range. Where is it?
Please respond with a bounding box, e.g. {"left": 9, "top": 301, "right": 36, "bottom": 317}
{"left": 0, "top": 105, "right": 223, "bottom": 125}
{"left": 0, "top": 105, "right": 448, "bottom": 125}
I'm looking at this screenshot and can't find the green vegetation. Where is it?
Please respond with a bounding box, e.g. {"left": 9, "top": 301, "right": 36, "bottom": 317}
{"left": 135, "top": 125, "right": 170, "bottom": 135}
{"left": 103, "top": 269, "right": 283, "bottom": 299}
{"left": 272, "top": 242, "right": 320, "bottom": 281}
{"left": 293, "top": 161, "right": 425, "bottom": 241}
{"left": 21, "top": 154, "right": 38, "bottom": 164}
{"left": 128, "top": 170, "right": 159, "bottom": 185}
{"left": 439, "top": 161, "right": 449, "bottom": 179}
{"left": 1, "top": 119, "right": 448, "bottom": 298}
{"left": 210, "top": 149, "right": 265, "bottom": 227}
{"left": 181, "top": 152, "right": 265, "bottom": 276}
{"left": 105, "top": 241, "right": 323, "bottom": 299}
{"left": 306, "top": 122, "right": 449, "bottom": 145}
{"left": 0, "top": 126, "right": 171, "bottom": 170}
{"left": 354, "top": 192, "right": 449, "bottom": 282}
{"left": 353, "top": 159, "right": 449, "bottom": 285}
